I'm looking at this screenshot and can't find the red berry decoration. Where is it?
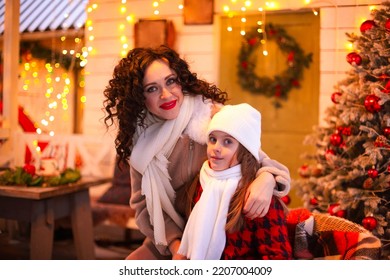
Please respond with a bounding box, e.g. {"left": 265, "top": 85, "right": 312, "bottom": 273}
{"left": 360, "top": 20, "right": 376, "bottom": 33}
{"left": 23, "top": 164, "right": 36, "bottom": 176}
{"left": 364, "top": 94, "right": 381, "bottom": 112}
{"left": 330, "top": 133, "right": 343, "bottom": 146}
{"left": 362, "top": 216, "right": 377, "bottom": 231}
{"left": 367, "top": 167, "right": 379, "bottom": 179}
{"left": 281, "top": 195, "right": 291, "bottom": 205}
{"left": 346, "top": 52, "right": 362, "bottom": 65}
{"left": 247, "top": 37, "right": 257, "bottom": 46}
{"left": 331, "top": 92, "right": 342, "bottom": 104}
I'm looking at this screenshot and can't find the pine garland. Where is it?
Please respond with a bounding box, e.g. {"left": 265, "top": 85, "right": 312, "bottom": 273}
{"left": 237, "top": 23, "right": 312, "bottom": 107}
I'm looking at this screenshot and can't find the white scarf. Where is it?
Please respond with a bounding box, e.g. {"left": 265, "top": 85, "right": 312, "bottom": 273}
{"left": 130, "top": 95, "right": 198, "bottom": 246}
{"left": 178, "top": 161, "right": 242, "bottom": 259}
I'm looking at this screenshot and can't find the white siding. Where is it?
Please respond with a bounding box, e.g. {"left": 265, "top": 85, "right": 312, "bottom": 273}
{"left": 83, "top": 0, "right": 382, "bottom": 134}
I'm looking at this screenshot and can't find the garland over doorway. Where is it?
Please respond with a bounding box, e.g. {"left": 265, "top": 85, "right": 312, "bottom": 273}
{"left": 238, "top": 23, "right": 313, "bottom": 108}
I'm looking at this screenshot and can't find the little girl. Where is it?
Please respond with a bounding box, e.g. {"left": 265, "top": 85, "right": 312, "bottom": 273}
{"left": 177, "top": 103, "right": 292, "bottom": 260}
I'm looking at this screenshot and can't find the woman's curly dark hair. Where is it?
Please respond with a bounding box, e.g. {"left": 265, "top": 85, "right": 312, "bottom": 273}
{"left": 103, "top": 45, "right": 228, "bottom": 166}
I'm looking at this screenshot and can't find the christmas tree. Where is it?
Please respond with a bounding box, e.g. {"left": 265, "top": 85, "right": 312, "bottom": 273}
{"left": 294, "top": 2, "right": 390, "bottom": 259}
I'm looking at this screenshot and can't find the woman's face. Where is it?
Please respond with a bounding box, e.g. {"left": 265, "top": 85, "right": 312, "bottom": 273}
{"left": 207, "top": 131, "right": 240, "bottom": 171}
{"left": 143, "top": 59, "right": 184, "bottom": 120}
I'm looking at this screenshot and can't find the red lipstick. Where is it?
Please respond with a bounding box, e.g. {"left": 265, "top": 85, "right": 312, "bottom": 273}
{"left": 160, "top": 100, "right": 177, "bottom": 110}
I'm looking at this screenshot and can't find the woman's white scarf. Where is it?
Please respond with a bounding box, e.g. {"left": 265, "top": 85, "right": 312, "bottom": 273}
{"left": 178, "top": 161, "right": 242, "bottom": 259}
{"left": 130, "top": 95, "right": 199, "bottom": 246}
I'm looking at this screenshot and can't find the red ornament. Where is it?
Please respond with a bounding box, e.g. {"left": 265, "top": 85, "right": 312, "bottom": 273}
{"left": 241, "top": 61, "right": 248, "bottom": 69}
{"left": 325, "top": 149, "right": 336, "bottom": 160}
{"left": 367, "top": 167, "right": 379, "bottom": 179}
{"left": 360, "top": 20, "right": 376, "bottom": 33}
{"left": 330, "top": 133, "right": 343, "bottom": 146}
{"left": 299, "top": 164, "right": 310, "bottom": 178}
{"left": 385, "top": 18, "right": 390, "bottom": 31}
{"left": 346, "top": 52, "right": 362, "bottom": 65}
{"left": 364, "top": 94, "right": 381, "bottom": 113}
{"left": 384, "top": 127, "right": 390, "bottom": 137}
{"left": 328, "top": 203, "right": 345, "bottom": 217}
{"left": 309, "top": 197, "right": 318, "bottom": 206}
{"left": 23, "top": 164, "right": 36, "bottom": 176}
{"left": 331, "top": 92, "right": 342, "bottom": 104}
{"left": 342, "top": 127, "right": 352, "bottom": 136}
{"left": 281, "top": 195, "right": 291, "bottom": 205}
{"left": 362, "top": 216, "right": 377, "bottom": 231}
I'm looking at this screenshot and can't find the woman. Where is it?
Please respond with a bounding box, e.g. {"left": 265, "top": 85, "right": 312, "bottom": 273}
{"left": 103, "top": 45, "right": 290, "bottom": 259}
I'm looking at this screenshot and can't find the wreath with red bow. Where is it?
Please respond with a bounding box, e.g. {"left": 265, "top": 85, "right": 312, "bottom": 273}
{"left": 238, "top": 23, "right": 313, "bottom": 108}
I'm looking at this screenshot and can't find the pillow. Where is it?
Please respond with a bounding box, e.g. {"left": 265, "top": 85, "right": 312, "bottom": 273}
{"left": 98, "top": 161, "right": 131, "bottom": 205}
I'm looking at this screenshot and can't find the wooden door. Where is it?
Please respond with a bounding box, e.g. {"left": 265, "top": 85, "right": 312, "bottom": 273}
{"left": 219, "top": 12, "right": 320, "bottom": 207}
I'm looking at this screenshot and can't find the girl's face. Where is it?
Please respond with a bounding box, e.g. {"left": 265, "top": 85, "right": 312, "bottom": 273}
{"left": 143, "top": 59, "right": 184, "bottom": 120}
{"left": 207, "top": 131, "right": 240, "bottom": 171}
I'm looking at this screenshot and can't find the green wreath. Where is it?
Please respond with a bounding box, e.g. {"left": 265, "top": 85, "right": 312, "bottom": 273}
{"left": 238, "top": 23, "right": 312, "bottom": 107}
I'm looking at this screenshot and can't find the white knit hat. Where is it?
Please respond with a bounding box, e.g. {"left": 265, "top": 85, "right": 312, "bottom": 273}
{"left": 207, "top": 103, "right": 261, "bottom": 161}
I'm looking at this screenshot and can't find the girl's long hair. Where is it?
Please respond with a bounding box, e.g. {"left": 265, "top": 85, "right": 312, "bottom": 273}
{"left": 102, "top": 45, "right": 228, "bottom": 166}
{"left": 183, "top": 144, "right": 260, "bottom": 233}
{"left": 225, "top": 144, "right": 260, "bottom": 232}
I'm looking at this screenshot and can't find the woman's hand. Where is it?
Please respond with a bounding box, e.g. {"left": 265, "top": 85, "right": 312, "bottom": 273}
{"left": 243, "top": 171, "right": 275, "bottom": 219}
{"left": 169, "top": 239, "right": 188, "bottom": 260}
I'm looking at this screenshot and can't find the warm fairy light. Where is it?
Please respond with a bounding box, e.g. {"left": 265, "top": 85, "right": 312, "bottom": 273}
{"left": 178, "top": 4, "right": 183, "bottom": 10}
{"left": 244, "top": 1, "right": 252, "bottom": 7}
{"left": 265, "top": 2, "right": 277, "bottom": 9}
{"left": 231, "top": 0, "right": 237, "bottom": 3}
{"left": 153, "top": 1, "right": 159, "bottom": 7}
{"left": 305, "top": 0, "right": 311, "bottom": 4}
{"left": 258, "top": 7, "right": 263, "bottom": 12}
{"left": 227, "top": 26, "right": 233, "bottom": 32}
{"left": 120, "top": 6, "right": 126, "bottom": 14}
{"left": 49, "top": 131, "right": 55, "bottom": 137}
{"left": 241, "top": 17, "right": 246, "bottom": 23}
{"left": 345, "top": 42, "right": 354, "bottom": 51}
{"left": 369, "top": 6, "right": 377, "bottom": 11}
{"left": 119, "top": 24, "right": 125, "bottom": 30}
{"left": 75, "top": 37, "right": 80, "bottom": 43}
{"left": 92, "top": 3, "right": 98, "bottom": 9}
{"left": 120, "top": 35, "right": 127, "bottom": 42}
{"left": 126, "top": 15, "right": 134, "bottom": 22}
{"left": 240, "top": 30, "right": 246, "bottom": 36}
{"left": 80, "top": 96, "right": 87, "bottom": 103}
{"left": 312, "top": 9, "right": 319, "bottom": 16}
{"left": 263, "top": 50, "right": 268, "bottom": 56}
{"left": 154, "top": 10, "right": 160, "bottom": 15}
{"left": 88, "top": 35, "right": 94, "bottom": 41}
{"left": 241, "top": 7, "right": 246, "bottom": 12}
{"left": 61, "top": 36, "right": 66, "bottom": 42}
{"left": 257, "top": 28, "right": 263, "bottom": 33}
{"left": 121, "top": 0, "right": 126, "bottom": 3}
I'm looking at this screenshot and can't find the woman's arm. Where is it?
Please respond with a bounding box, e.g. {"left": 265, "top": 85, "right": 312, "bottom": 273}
{"left": 243, "top": 150, "right": 291, "bottom": 219}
